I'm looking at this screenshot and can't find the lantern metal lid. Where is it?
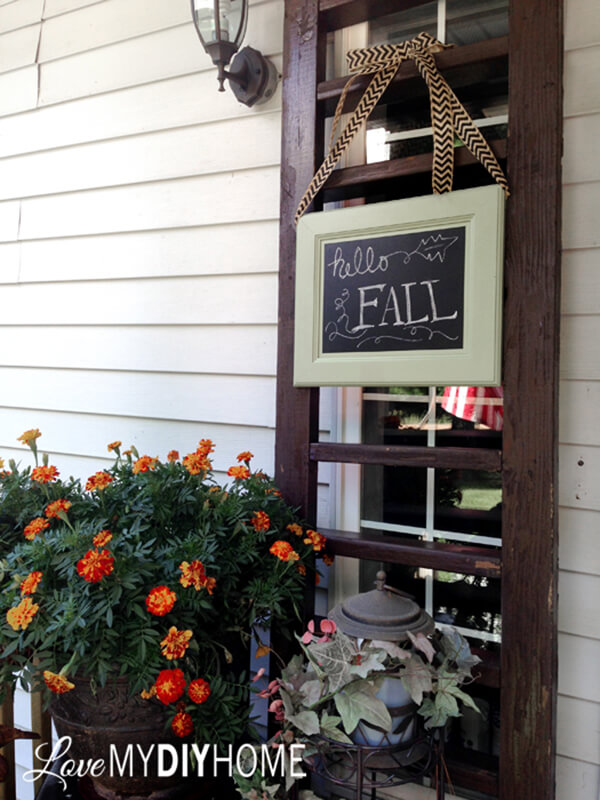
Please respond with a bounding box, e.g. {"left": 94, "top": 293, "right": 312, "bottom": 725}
{"left": 329, "top": 571, "right": 434, "bottom": 642}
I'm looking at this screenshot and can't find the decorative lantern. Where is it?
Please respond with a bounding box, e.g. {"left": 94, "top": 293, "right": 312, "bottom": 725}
{"left": 329, "top": 570, "right": 434, "bottom": 746}
{"left": 190, "top": 0, "right": 278, "bottom": 106}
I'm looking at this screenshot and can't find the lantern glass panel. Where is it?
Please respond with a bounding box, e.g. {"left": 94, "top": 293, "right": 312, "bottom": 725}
{"left": 192, "top": 0, "right": 246, "bottom": 45}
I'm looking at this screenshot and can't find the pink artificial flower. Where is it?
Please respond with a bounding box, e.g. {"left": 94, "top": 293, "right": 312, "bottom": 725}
{"left": 252, "top": 667, "right": 266, "bottom": 683}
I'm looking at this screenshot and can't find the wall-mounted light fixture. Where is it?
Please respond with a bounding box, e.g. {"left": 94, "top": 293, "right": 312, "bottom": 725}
{"left": 191, "top": 0, "right": 278, "bottom": 107}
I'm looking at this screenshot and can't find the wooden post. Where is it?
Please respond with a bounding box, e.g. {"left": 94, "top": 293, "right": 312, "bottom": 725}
{"left": 501, "top": 0, "right": 562, "bottom": 797}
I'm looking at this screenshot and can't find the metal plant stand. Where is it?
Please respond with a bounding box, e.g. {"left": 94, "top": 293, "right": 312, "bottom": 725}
{"left": 303, "top": 726, "right": 446, "bottom": 800}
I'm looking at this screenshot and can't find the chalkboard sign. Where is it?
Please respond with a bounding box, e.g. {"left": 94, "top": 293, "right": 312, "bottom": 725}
{"left": 322, "top": 226, "right": 465, "bottom": 354}
{"left": 294, "top": 186, "right": 504, "bottom": 387}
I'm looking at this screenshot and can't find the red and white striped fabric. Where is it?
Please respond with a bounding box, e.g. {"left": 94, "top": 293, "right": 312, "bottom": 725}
{"left": 441, "top": 386, "right": 504, "bottom": 431}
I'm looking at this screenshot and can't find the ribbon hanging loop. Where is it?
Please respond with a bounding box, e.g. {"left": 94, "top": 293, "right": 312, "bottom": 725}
{"left": 294, "top": 32, "right": 509, "bottom": 225}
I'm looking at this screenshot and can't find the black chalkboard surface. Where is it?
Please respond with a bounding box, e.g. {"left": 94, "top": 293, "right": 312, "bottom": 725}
{"left": 322, "top": 226, "right": 465, "bottom": 354}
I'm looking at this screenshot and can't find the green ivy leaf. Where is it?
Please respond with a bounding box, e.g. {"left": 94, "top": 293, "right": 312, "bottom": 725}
{"left": 334, "top": 680, "right": 392, "bottom": 735}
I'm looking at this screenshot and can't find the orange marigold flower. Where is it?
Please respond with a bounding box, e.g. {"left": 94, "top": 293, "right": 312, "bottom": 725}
{"left": 183, "top": 452, "right": 211, "bottom": 475}
{"left": 236, "top": 451, "right": 254, "bottom": 463}
{"left": 204, "top": 576, "right": 216, "bottom": 595}
{"left": 160, "top": 627, "right": 193, "bottom": 661}
{"left": 43, "top": 671, "right": 75, "bottom": 695}
{"left": 85, "top": 471, "right": 114, "bottom": 492}
{"left": 315, "top": 573, "right": 321, "bottom": 586}
{"left": 123, "top": 449, "right": 133, "bottom": 457}
{"left": 132, "top": 455, "right": 158, "bottom": 474}
{"left": 6, "top": 597, "right": 39, "bottom": 631}
{"left": 197, "top": 439, "right": 215, "bottom": 455}
{"left": 77, "top": 549, "right": 114, "bottom": 583}
{"left": 323, "top": 553, "right": 334, "bottom": 567}
{"left": 31, "top": 465, "right": 59, "bottom": 484}
{"left": 24, "top": 517, "right": 50, "bottom": 541}
{"left": 45, "top": 499, "right": 72, "bottom": 519}
{"left": 188, "top": 678, "right": 211, "bottom": 705}
{"left": 172, "top": 711, "right": 193, "bottom": 738}
{"left": 304, "top": 529, "right": 327, "bottom": 552}
{"left": 250, "top": 511, "right": 270, "bottom": 532}
{"left": 287, "top": 523, "right": 303, "bottom": 538}
{"left": 140, "top": 685, "right": 157, "bottom": 700}
{"left": 93, "top": 530, "right": 113, "bottom": 548}
{"left": 227, "top": 465, "right": 250, "bottom": 480}
{"left": 20, "top": 571, "right": 43, "bottom": 595}
{"left": 167, "top": 450, "right": 179, "bottom": 462}
{"left": 269, "top": 541, "right": 300, "bottom": 563}
{"left": 107, "top": 440, "right": 122, "bottom": 452}
{"left": 297, "top": 563, "right": 307, "bottom": 576}
{"left": 178, "top": 561, "right": 215, "bottom": 594}
{"left": 155, "top": 668, "right": 186, "bottom": 705}
{"left": 18, "top": 429, "right": 41, "bottom": 446}
{"left": 146, "top": 586, "right": 177, "bottom": 616}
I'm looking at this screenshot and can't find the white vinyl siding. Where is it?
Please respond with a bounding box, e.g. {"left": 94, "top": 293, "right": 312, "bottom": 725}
{"left": 557, "top": 1, "right": 600, "bottom": 796}
{"left": 0, "top": 2, "right": 284, "bottom": 795}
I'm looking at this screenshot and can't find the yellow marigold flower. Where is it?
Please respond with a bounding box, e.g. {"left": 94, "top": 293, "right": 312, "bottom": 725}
{"left": 6, "top": 597, "right": 39, "bottom": 631}
{"left": 188, "top": 678, "right": 211, "bottom": 704}
{"left": 183, "top": 452, "right": 211, "bottom": 475}
{"left": 227, "top": 465, "right": 250, "bottom": 480}
{"left": 18, "top": 429, "right": 41, "bottom": 446}
{"left": 20, "top": 571, "right": 43, "bottom": 595}
{"left": 140, "top": 685, "right": 157, "bottom": 700}
{"left": 45, "top": 499, "right": 72, "bottom": 519}
{"left": 167, "top": 450, "right": 179, "bottom": 462}
{"left": 250, "top": 511, "right": 270, "bottom": 532}
{"left": 93, "top": 530, "right": 113, "bottom": 548}
{"left": 107, "top": 440, "right": 122, "bottom": 452}
{"left": 287, "top": 523, "right": 303, "bottom": 538}
{"left": 197, "top": 439, "right": 215, "bottom": 455}
{"left": 31, "top": 465, "right": 59, "bottom": 484}
{"left": 132, "top": 455, "right": 158, "bottom": 474}
{"left": 269, "top": 541, "right": 300, "bottom": 563}
{"left": 24, "top": 517, "right": 50, "bottom": 541}
{"left": 86, "top": 471, "right": 114, "bottom": 492}
{"left": 43, "top": 671, "right": 75, "bottom": 695}
{"left": 160, "top": 626, "right": 193, "bottom": 661}
{"left": 304, "top": 529, "right": 327, "bottom": 552}
{"left": 146, "top": 586, "right": 177, "bottom": 616}
{"left": 236, "top": 451, "right": 254, "bottom": 463}
{"left": 77, "top": 549, "right": 114, "bottom": 583}
{"left": 172, "top": 711, "right": 193, "bottom": 737}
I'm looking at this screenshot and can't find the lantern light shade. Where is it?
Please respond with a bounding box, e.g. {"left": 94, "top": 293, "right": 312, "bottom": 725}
{"left": 191, "top": 0, "right": 277, "bottom": 107}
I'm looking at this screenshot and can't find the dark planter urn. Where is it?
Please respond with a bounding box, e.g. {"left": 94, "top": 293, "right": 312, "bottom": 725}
{"left": 51, "top": 677, "right": 188, "bottom": 799}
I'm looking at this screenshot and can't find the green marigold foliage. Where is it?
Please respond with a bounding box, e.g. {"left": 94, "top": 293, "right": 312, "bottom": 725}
{"left": 0, "top": 436, "right": 328, "bottom": 748}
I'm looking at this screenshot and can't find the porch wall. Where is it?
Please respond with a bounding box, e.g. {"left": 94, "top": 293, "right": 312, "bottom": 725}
{"left": 557, "top": 0, "right": 600, "bottom": 796}
{"left": 0, "top": 0, "right": 290, "bottom": 795}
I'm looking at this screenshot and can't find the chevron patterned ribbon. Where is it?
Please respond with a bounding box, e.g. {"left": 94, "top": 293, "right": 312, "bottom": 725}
{"left": 294, "top": 32, "right": 509, "bottom": 225}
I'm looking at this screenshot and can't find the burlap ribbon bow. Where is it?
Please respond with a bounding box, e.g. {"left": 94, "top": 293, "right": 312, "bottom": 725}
{"left": 295, "top": 32, "right": 509, "bottom": 225}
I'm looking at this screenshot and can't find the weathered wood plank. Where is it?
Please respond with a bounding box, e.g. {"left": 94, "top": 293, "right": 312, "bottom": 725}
{"left": 275, "top": 0, "right": 323, "bottom": 520}
{"left": 322, "top": 140, "right": 506, "bottom": 200}
{"left": 310, "top": 442, "right": 502, "bottom": 471}
{"left": 317, "top": 35, "right": 508, "bottom": 110}
{"left": 319, "top": 527, "right": 501, "bottom": 577}
{"left": 319, "top": 0, "right": 431, "bottom": 31}
{"left": 500, "top": 0, "right": 562, "bottom": 796}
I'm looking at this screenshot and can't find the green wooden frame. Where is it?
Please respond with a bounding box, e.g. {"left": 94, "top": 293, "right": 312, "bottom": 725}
{"left": 294, "top": 184, "right": 505, "bottom": 387}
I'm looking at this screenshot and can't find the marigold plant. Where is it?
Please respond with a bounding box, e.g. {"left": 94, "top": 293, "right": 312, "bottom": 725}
{"left": 0, "top": 431, "right": 332, "bottom": 749}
